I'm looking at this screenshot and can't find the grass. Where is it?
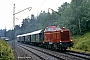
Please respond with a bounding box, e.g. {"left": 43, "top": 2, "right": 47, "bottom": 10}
{"left": 0, "top": 39, "right": 15, "bottom": 60}
{"left": 71, "top": 31, "right": 90, "bottom": 54}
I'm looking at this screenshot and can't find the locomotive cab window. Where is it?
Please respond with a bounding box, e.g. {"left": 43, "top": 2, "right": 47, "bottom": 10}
{"left": 45, "top": 27, "right": 54, "bottom": 31}
{"left": 48, "top": 28, "right": 54, "bottom": 31}
{"left": 56, "top": 27, "right": 61, "bottom": 30}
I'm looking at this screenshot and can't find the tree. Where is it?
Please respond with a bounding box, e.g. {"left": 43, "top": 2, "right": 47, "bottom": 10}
{"left": 69, "top": 0, "right": 90, "bottom": 34}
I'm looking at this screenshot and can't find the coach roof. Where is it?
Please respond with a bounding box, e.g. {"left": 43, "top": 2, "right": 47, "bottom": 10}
{"left": 17, "top": 29, "right": 42, "bottom": 37}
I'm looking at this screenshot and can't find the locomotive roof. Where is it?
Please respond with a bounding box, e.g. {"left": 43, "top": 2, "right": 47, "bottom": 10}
{"left": 17, "top": 29, "right": 42, "bottom": 37}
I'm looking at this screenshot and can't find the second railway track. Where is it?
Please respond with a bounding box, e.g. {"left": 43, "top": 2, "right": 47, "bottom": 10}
{"left": 63, "top": 50, "right": 90, "bottom": 60}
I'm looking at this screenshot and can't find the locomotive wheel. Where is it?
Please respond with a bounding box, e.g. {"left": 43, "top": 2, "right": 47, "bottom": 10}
{"left": 45, "top": 45, "right": 48, "bottom": 49}
{"left": 46, "top": 43, "right": 49, "bottom": 49}
{"left": 59, "top": 48, "right": 62, "bottom": 51}
{"left": 48, "top": 44, "right": 52, "bottom": 49}
{"left": 53, "top": 43, "right": 57, "bottom": 50}
{"left": 61, "top": 47, "right": 67, "bottom": 51}
{"left": 51, "top": 44, "right": 54, "bottom": 50}
{"left": 63, "top": 47, "right": 67, "bottom": 51}
{"left": 51, "top": 45, "right": 54, "bottom": 50}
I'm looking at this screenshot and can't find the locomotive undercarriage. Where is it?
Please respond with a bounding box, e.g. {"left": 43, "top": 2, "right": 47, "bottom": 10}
{"left": 43, "top": 42, "right": 73, "bottom": 51}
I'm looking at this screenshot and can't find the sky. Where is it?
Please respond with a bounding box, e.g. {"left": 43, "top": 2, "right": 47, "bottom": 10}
{"left": 0, "top": 0, "right": 71, "bottom": 30}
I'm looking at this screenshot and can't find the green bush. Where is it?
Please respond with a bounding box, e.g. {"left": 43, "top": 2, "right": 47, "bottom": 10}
{"left": 71, "top": 32, "right": 90, "bottom": 53}
{"left": 0, "top": 39, "right": 15, "bottom": 60}
{"left": 75, "top": 41, "right": 88, "bottom": 50}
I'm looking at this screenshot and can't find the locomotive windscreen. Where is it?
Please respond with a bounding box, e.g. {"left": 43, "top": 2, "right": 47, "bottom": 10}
{"left": 60, "top": 31, "right": 70, "bottom": 41}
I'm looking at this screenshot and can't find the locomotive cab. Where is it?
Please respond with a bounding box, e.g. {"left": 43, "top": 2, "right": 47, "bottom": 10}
{"left": 44, "top": 26, "right": 61, "bottom": 42}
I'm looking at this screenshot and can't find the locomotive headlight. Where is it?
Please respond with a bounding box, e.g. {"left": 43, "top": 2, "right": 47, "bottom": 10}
{"left": 71, "top": 40, "right": 72, "bottom": 41}
{"left": 60, "top": 41, "right": 62, "bottom": 42}
{"left": 61, "top": 30, "right": 63, "bottom": 32}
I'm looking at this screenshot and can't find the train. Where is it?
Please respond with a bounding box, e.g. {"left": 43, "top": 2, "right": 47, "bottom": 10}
{"left": 17, "top": 26, "right": 73, "bottom": 51}
{"left": 1, "top": 37, "right": 9, "bottom": 41}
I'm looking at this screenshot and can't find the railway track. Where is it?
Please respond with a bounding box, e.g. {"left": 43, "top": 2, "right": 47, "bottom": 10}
{"left": 15, "top": 43, "right": 46, "bottom": 60}
{"left": 15, "top": 45, "right": 33, "bottom": 60}
{"left": 16, "top": 43, "right": 63, "bottom": 60}
{"left": 64, "top": 50, "right": 90, "bottom": 60}
{"left": 18, "top": 43, "right": 90, "bottom": 60}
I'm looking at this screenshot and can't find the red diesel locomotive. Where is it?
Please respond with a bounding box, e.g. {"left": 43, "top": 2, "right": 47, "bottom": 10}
{"left": 43, "top": 26, "right": 73, "bottom": 50}
{"left": 17, "top": 26, "right": 73, "bottom": 51}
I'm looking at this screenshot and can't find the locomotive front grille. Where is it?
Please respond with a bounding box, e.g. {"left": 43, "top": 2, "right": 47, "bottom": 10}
{"left": 60, "top": 31, "right": 70, "bottom": 41}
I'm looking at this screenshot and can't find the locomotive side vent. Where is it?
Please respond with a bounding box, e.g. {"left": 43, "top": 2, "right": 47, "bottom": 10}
{"left": 60, "top": 31, "right": 69, "bottom": 41}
